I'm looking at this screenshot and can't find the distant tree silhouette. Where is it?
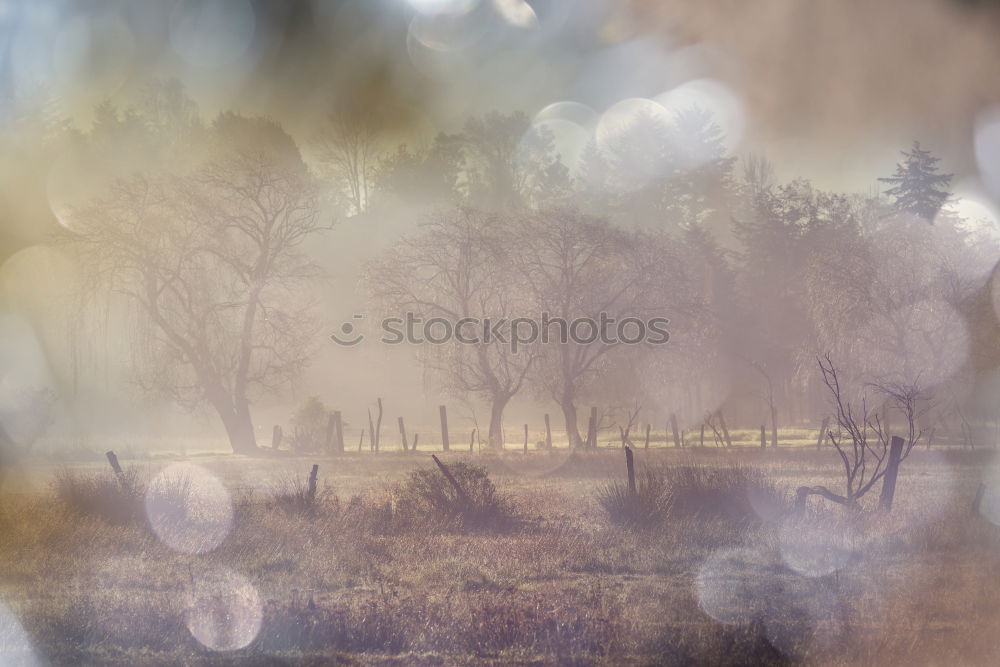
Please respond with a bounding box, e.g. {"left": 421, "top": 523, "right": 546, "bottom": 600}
{"left": 878, "top": 141, "right": 953, "bottom": 222}
{"left": 66, "top": 114, "right": 329, "bottom": 454}
{"left": 368, "top": 208, "right": 534, "bottom": 449}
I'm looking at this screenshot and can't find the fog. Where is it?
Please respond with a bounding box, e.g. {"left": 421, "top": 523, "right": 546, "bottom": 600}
{"left": 2, "top": 0, "right": 1000, "bottom": 453}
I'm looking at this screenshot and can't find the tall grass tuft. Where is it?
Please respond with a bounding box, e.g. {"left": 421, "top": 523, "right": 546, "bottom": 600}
{"left": 599, "top": 464, "right": 788, "bottom": 528}
{"left": 266, "top": 474, "right": 331, "bottom": 517}
{"left": 53, "top": 467, "right": 145, "bottom": 524}
{"left": 598, "top": 468, "right": 669, "bottom": 528}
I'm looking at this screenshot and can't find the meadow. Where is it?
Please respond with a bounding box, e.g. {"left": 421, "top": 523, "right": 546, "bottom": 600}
{"left": 1, "top": 441, "right": 999, "bottom": 665}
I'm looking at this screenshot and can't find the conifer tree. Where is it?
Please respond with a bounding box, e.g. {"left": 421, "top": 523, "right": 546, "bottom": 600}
{"left": 878, "top": 141, "right": 952, "bottom": 222}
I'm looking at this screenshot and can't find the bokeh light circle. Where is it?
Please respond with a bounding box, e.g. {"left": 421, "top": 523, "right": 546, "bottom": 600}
{"left": 695, "top": 546, "right": 767, "bottom": 625}
{"left": 974, "top": 106, "right": 1000, "bottom": 199}
{"left": 655, "top": 78, "right": 745, "bottom": 157}
{"left": 145, "top": 463, "right": 233, "bottom": 554}
{"left": 492, "top": 0, "right": 538, "bottom": 29}
{"left": 186, "top": 568, "right": 262, "bottom": 651}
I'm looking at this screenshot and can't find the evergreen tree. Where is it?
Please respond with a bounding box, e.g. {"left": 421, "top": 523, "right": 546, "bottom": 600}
{"left": 878, "top": 141, "right": 952, "bottom": 222}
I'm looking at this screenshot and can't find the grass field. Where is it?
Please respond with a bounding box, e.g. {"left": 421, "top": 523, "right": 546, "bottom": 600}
{"left": 1, "top": 443, "right": 999, "bottom": 665}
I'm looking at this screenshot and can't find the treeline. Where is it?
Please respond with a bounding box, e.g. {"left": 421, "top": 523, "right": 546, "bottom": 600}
{"left": 38, "top": 80, "right": 1000, "bottom": 452}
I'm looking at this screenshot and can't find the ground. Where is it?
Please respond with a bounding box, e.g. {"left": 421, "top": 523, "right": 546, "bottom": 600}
{"left": 1, "top": 440, "right": 999, "bottom": 665}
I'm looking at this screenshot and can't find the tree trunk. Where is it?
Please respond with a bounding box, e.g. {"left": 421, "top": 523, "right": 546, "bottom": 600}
{"left": 217, "top": 401, "right": 258, "bottom": 454}
{"left": 487, "top": 395, "right": 510, "bottom": 449}
{"left": 770, "top": 405, "right": 779, "bottom": 449}
{"left": 561, "top": 399, "right": 583, "bottom": 449}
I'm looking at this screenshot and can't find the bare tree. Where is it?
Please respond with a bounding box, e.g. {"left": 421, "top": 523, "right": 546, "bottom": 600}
{"left": 66, "top": 115, "right": 328, "bottom": 454}
{"left": 513, "top": 208, "right": 665, "bottom": 448}
{"left": 798, "top": 355, "right": 927, "bottom": 507}
{"left": 318, "top": 107, "right": 380, "bottom": 216}
{"left": 367, "top": 208, "right": 534, "bottom": 449}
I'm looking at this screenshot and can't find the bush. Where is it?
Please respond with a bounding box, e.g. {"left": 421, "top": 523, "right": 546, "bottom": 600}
{"left": 389, "top": 461, "right": 515, "bottom": 532}
{"left": 664, "top": 465, "right": 787, "bottom": 524}
{"left": 53, "top": 467, "right": 144, "bottom": 524}
{"left": 290, "top": 396, "right": 333, "bottom": 453}
{"left": 598, "top": 468, "right": 669, "bottom": 528}
{"left": 266, "top": 474, "right": 331, "bottom": 517}
{"left": 599, "top": 464, "right": 788, "bottom": 528}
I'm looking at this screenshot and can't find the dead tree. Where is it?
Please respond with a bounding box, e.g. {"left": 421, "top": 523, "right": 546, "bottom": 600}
{"left": 752, "top": 361, "right": 779, "bottom": 448}
{"left": 618, "top": 406, "right": 640, "bottom": 448}
{"left": 670, "top": 413, "right": 681, "bottom": 448}
{"left": 797, "top": 356, "right": 926, "bottom": 509}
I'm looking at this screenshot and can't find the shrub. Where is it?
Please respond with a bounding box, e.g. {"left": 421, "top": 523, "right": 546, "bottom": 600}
{"left": 53, "top": 467, "right": 144, "bottom": 524}
{"left": 598, "top": 468, "right": 669, "bottom": 528}
{"left": 390, "top": 461, "right": 515, "bottom": 532}
{"left": 599, "top": 464, "right": 788, "bottom": 528}
{"left": 663, "top": 464, "right": 788, "bottom": 524}
{"left": 290, "top": 396, "right": 332, "bottom": 453}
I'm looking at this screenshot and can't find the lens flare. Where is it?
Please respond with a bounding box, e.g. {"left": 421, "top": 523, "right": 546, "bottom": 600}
{"left": 974, "top": 107, "right": 1000, "bottom": 200}
{"left": 145, "top": 463, "right": 233, "bottom": 555}
{"left": 0, "top": 600, "right": 40, "bottom": 666}
{"left": 655, "top": 78, "right": 745, "bottom": 157}
{"left": 186, "top": 569, "right": 262, "bottom": 652}
{"left": 695, "top": 546, "right": 766, "bottom": 625}
{"left": 492, "top": 0, "right": 538, "bottom": 29}
{"left": 407, "top": 0, "right": 479, "bottom": 16}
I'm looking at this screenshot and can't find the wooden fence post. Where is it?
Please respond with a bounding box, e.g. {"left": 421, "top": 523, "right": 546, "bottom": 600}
{"left": 760, "top": 425, "right": 766, "bottom": 449}
{"left": 973, "top": 482, "right": 986, "bottom": 517}
{"left": 432, "top": 454, "right": 468, "bottom": 505}
{"left": 470, "top": 429, "right": 476, "bottom": 453}
{"left": 368, "top": 409, "right": 376, "bottom": 453}
{"left": 373, "top": 398, "right": 383, "bottom": 453}
{"left": 544, "top": 414, "right": 552, "bottom": 449}
{"left": 272, "top": 425, "right": 283, "bottom": 451}
{"left": 333, "top": 411, "right": 344, "bottom": 454}
{"left": 412, "top": 433, "right": 419, "bottom": 452}
{"left": 699, "top": 423, "right": 705, "bottom": 448}
{"left": 879, "top": 436, "right": 905, "bottom": 511}
{"left": 523, "top": 424, "right": 528, "bottom": 453}
{"left": 398, "top": 417, "right": 409, "bottom": 452}
{"left": 308, "top": 464, "right": 319, "bottom": 500}
{"left": 439, "top": 405, "right": 450, "bottom": 451}
{"left": 357, "top": 429, "right": 365, "bottom": 452}
{"left": 624, "top": 446, "right": 636, "bottom": 495}
{"left": 644, "top": 424, "right": 651, "bottom": 450}
{"left": 670, "top": 414, "right": 681, "bottom": 448}
{"left": 105, "top": 450, "right": 123, "bottom": 476}
{"left": 815, "top": 417, "right": 830, "bottom": 450}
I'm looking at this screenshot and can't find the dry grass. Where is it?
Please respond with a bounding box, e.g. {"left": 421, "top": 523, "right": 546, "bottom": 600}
{"left": 1, "top": 448, "right": 999, "bottom": 664}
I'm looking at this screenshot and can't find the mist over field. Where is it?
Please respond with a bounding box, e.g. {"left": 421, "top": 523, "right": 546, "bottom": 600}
{"left": 3, "top": 0, "right": 1000, "bottom": 665}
